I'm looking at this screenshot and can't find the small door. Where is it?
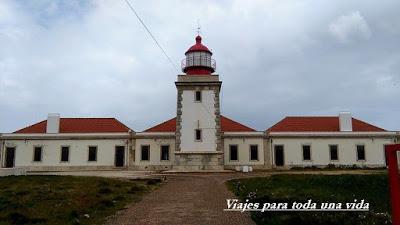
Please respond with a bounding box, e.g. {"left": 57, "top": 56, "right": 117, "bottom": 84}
{"left": 274, "top": 145, "right": 284, "bottom": 166}
{"left": 115, "top": 146, "right": 125, "bottom": 167}
{"left": 5, "top": 147, "right": 15, "bottom": 168}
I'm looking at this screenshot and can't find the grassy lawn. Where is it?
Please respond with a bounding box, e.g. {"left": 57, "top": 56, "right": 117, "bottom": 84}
{"left": 0, "top": 175, "right": 160, "bottom": 225}
{"left": 227, "top": 174, "right": 391, "bottom": 225}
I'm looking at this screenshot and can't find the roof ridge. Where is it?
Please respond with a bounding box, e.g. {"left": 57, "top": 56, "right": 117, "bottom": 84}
{"left": 266, "top": 117, "right": 287, "bottom": 132}
{"left": 143, "top": 115, "right": 257, "bottom": 132}
{"left": 220, "top": 115, "right": 256, "bottom": 131}
{"left": 352, "top": 117, "right": 386, "bottom": 131}
{"left": 113, "top": 118, "right": 134, "bottom": 132}
{"left": 60, "top": 117, "right": 118, "bottom": 119}
{"left": 13, "top": 119, "right": 46, "bottom": 134}
{"left": 143, "top": 117, "right": 176, "bottom": 132}
{"left": 13, "top": 117, "right": 131, "bottom": 133}
{"left": 285, "top": 116, "right": 338, "bottom": 118}
{"left": 267, "top": 116, "right": 386, "bottom": 132}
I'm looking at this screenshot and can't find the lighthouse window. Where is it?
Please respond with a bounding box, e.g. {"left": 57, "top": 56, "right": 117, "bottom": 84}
{"left": 195, "top": 91, "right": 202, "bottom": 102}
{"left": 195, "top": 129, "right": 202, "bottom": 141}
{"left": 194, "top": 52, "right": 201, "bottom": 65}
{"left": 187, "top": 53, "right": 193, "bottom": 66}
{"left": 200, "top": 52, "right": 206, "bottom": 65}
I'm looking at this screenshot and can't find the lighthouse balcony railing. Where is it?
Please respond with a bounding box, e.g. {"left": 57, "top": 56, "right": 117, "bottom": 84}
{"left": 181, "top": 56, "right": 216, "bottom": 71}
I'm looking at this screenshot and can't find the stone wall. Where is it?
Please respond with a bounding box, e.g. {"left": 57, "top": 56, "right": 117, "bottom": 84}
{"left": 173, "top": 152, "right": 224, "bottom": 170}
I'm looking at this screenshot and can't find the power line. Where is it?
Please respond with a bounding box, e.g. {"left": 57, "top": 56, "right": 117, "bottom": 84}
{"left": 123, "top": 0, "right": 179, "bottom": 73}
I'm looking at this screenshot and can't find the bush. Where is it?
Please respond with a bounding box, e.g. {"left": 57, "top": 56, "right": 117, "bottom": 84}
{"left": 98, "top": 187, "right": 112, "bottom": 194}
{"left": 228, "top": 175, "right": 391, "bottom": 225}
{"left": 99, "top": 199, "right": 114, "bottom": 208}
{"left": 146, "top": 179, "right": 161, "bottom": 185}
{"left": 7, "top": 212, "right": 47, "bottom": 225}
{"left": 127, "top": 185, "right": 144, "bottom": 194}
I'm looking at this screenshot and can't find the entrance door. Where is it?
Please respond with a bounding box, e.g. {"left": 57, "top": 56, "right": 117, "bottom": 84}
{"left": 5, "top": 147, "right": 15, "bottom": 168}
{"left": 274, "top": 145, "right": 284, "bottom": 166}
{"left": 115, "top": 146, "right": 125, "bottom": 167}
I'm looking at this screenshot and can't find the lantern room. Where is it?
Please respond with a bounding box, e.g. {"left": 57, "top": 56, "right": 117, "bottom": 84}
{"left": 181, "top": 35, "right": 216, "bottom": 75}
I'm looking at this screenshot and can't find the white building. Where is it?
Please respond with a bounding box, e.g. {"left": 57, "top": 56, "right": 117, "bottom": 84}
{"left": 0, "top": 35, "right": 398, "bottom": 171}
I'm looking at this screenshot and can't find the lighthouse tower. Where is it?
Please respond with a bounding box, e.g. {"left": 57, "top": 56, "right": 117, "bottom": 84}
{"left": 174, "top": 35, "right": 223, "bottom": 170}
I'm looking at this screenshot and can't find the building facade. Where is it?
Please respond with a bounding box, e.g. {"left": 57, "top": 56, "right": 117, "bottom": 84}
{"left": 0, "top": 35, "right": 398, "bottom": 171}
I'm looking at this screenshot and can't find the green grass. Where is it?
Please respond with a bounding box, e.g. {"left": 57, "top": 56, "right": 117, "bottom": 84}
{"left": 0, "top": 175, "right": 161, "bottom": 225}
{"left": 227, "top": 174, "right": 391, "bottom": 225}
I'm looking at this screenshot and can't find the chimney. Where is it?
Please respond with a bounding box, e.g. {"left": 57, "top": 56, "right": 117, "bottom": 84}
{"left": 339, "top": 112, "right": 352, "bottom": 132}
{"left": 46, "top": 113, "right": 60, "bottom": 133}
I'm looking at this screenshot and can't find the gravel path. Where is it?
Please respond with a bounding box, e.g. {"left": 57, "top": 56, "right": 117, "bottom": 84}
{"left": 105, "top": 173, "right": 255, "bottom": 225}
{"left": 104, "top": 170, "right": 385, "bottom": 225}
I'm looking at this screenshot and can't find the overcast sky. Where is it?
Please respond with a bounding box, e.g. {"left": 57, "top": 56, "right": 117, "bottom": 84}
{"left": 1, "top": 0, "right": 399, "bottom": 133}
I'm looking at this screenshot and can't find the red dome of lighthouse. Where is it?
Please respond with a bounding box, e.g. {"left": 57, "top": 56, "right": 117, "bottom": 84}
{"left": 181, "top": 35, "right": 216, "bottom": 75}
{"left": 185, "top": 35, "right": 212, "bottom": 55}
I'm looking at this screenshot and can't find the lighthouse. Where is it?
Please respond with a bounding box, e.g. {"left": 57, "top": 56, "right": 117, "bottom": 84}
{"left": 174, "top": 35, "right": 224, "bottom": 170}
{"left": 181, "top": 35, "right": 216, "bottom": 75}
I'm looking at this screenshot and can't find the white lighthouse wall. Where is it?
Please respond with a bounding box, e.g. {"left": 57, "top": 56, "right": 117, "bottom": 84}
{"left": 180, "top": 90, "right": 217, "bottom": 152}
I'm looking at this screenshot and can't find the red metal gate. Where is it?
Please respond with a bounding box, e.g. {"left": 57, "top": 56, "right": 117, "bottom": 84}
{"left": 385, "top": 144, "right": 400, "bottom": 225}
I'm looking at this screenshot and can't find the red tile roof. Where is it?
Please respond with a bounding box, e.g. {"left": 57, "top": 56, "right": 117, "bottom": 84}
{"left": 267, "top": 117, "right": 386, "bottom": 132}
{"left": 144, "top": 115, "right": 256, "bottom": 132}
{"left": 144, "top": 118, "right": 176, "bottom": 132}
{"left": 220, "top": 116, "right": 256, "bottom": 132}
{"left": 14, "top": 118, "right": 131, "bottom": 134}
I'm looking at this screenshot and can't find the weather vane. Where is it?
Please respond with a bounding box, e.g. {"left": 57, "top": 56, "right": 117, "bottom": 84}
{"left": 197, "top": 19, "right": 201, "bottom": 35}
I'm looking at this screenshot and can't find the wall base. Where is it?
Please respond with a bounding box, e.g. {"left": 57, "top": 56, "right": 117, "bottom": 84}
{"left": 224, "top": 165, "right": 272, "bottom": 171}
{"left": 173, "top": 152, "right": 224, "bottom": 170}
{"left": 0, "top": 168, "right": 27, "bottom": 176}
{"left": 128, "top": 165, "right": 173, "bottom": 171}
{"left": 13, "top": 166, "right": 121, "bottom": 172}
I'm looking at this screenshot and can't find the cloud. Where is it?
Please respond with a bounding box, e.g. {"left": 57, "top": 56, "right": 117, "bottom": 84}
{"left": 0, "top": 0, "right": 400, "bottom": 132}
{"left": 329, "top": 11, "right": 371, "bottom": 43}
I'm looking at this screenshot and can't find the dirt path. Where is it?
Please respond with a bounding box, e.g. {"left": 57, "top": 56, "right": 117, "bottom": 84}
{"left": 104, "top": 170, "right": 385, "bottom": 225}
{"left": 105, "top": 173, "right": 255, "bottom": 225}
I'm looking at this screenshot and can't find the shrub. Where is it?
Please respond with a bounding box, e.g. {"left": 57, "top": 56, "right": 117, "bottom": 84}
{"left": 7, "top": 212, "right": 47, "bottom": 225}
{"left": 146, "top": 179, "right": 161, "bottom": 185}
{"left": 127, "top": 185, "right": 144, "bottom": 194}
{"left": 98, "top": 187, "right": 112, "bottom": 194}
{"left": 99, "top": 199, "right": 114, "bottom": 208}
